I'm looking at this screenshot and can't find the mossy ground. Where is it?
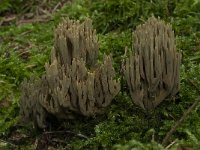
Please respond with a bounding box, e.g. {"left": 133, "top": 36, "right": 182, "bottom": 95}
{"left": 0, "top": 0, "right": 200, "bottom": 149}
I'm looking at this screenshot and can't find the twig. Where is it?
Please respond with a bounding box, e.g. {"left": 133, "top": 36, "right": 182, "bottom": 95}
{"left": 165, "top": 139, "right": 178, "bottom": 149}
{"left": 44, "top": 130, "right": 88, "bottom": 139}
{"left": 52, "top": 2, "right": 61, "bottom": 13}
{"left": 162, "top": 96, "right": 200, "bottom": 146}
{"left": 0, "top": 139, "right": 17, "bottom": 148}
{"left": 51, "top": 138, "right": 66, "bottom": 144}
{"left": 188, "top": 79, "right": 200, "bottom": 93}
{"left": 76, "top": 133, "right": 88, "bottom": 139}
{"left": 17, "top": 15, "right": 50, "bottom": 25}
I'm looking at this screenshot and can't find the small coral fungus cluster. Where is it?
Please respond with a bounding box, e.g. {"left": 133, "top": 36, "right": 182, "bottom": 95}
{"left": 20, "top": 16, "right": 181, "bottom": 128}
{"left": 123, "top": 17, "right": 181, "bottom": 111}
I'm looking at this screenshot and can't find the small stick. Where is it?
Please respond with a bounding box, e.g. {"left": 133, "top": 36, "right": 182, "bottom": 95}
{"left": 189, "top": 79, "right": 200, "bottom": 93}
{"left": 165, "top": 139, "right": 178, "bottom": 149}
{"left": 44, "top": 130, "right": 88, "bottom": 139}
{"left": 52, "top": 2, "right": 61, "bottom": 13}
{"left": 162, "top": 96, "right": 200, "bottom": 146}
{"left": 0, "top": 139, "right": 17, "bottom": 147}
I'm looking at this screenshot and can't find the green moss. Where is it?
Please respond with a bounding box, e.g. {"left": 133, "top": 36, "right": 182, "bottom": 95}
{"left": 0, "top": 0, "right": 200, "bottom": 149}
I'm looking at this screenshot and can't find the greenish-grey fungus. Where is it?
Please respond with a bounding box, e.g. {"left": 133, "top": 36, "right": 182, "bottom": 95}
{"left": 20, "top": 18, "right": 120, "bottom": 128}
{"left": 123, "top": 16, "right": 181, "bottom": 111}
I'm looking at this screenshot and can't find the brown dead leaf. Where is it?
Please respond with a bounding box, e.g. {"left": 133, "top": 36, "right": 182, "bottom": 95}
{"left": 0, "top": 97, "right": 12, "bottom": 108}
{"left": 17, "top": 15, "right": 51, "bottom": 25}
{"left": 48, "top": 146, "right": 56, "bottom": 150}
{"left": 177, "top": 145, "right": 193, "bottom": 150}
{"left": 0, "top": 15, "right": 16, "bottom": 26}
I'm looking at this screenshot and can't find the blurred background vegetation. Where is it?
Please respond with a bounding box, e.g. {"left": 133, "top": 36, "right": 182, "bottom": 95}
{"left": 0, "top": 0, "right": 200, "bottom": 149}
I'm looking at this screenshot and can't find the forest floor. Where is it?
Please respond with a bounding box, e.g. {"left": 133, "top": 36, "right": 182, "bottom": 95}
{"left": 0, "top": 0, "right": 200, "bottom": 149}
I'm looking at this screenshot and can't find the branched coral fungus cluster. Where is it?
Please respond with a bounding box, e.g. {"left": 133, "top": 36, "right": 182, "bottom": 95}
{"left": 20, "top": 18, "right": 120, "bottom": 128}
{"left": 123, "top": 16, "right": 181, "bottom": 111}
{"left": 20, "top": 16, "right": 181, "bottom": 128}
